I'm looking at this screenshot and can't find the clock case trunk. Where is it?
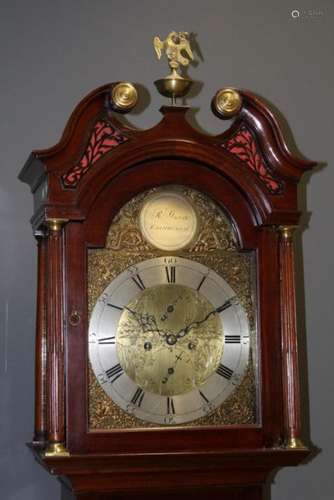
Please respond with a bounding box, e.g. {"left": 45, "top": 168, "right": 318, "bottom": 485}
{"left": 20, "top": 84, "right": 316, "bottom": 499}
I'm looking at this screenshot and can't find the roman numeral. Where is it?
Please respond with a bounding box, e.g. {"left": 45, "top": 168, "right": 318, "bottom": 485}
{"left": 106, "top": 364, "right": 124, "bottom": 383}
{"left": 167, "top": 396, "right": 175, "bottom": 414}
{"left": 98, "top": 336, "right": 116, "bottom": 345}
{"left": 132, "top": 274, "right": 145, "bottom": 290}
{"left": 216, "top": 364, "right": 233, "bottom": 380}
{"left": 199, "top": 390, "right": 209, "bottom": 403}
{"left": 131, "top": 387, "right": 145, "bottom": 407}
{"left": 225, "top": 335, "right": 241, "bottom": 344}
{"left": 216, "top": 297, "right": 235, "bottom": 313}
{"left": 165, "top": 266, "right": 176, "bottom": 283}
{"left": 107, "top": 303, "right": 124, "bottom": 311}
{"left": 197, "top": 275, "right": 207, "bottom": 291}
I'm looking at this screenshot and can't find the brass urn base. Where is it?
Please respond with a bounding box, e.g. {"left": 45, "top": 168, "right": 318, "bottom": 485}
{"left": 154, "top": 76, "right": 193, "bottom": 102}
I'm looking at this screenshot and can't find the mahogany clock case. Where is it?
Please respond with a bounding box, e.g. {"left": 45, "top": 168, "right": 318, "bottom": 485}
{"left": 19, "top": 83, "right": 316, "bottom": 497}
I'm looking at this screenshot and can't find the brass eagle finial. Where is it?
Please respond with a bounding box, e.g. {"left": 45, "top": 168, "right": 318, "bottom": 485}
{"left": 153, "top": 31, "right": 194, "bottom": 102}
{"left": 154, "top": 31, "right": 193, "bottom": 76}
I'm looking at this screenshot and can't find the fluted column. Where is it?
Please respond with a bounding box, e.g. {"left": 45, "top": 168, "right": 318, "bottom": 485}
{"left": 33, "top": 233, "right": 48, "bottom": 444}
{"left": 44, "top": 219, "right": 69, "bottom": 457}
{"left": 279, "top": 225, "right": 305, "bottom": 449}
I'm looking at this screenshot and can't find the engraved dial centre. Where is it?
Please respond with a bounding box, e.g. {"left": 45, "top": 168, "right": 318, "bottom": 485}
{"left": 116, "top": 284, "right": 224, "bottom": 396}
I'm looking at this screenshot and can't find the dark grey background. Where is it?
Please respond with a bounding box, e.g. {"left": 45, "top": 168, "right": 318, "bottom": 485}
{"left": 0, "top": 1, "right": 333, "bottom": 499}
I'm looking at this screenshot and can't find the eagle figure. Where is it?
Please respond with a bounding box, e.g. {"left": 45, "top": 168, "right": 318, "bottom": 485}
{"left": 154, "top": 31, "right": 193, "bottom": 73}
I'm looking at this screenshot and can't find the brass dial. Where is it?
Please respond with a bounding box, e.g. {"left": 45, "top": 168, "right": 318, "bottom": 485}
{"left": 89, "top": 256, "right": 250, "bottom": 425}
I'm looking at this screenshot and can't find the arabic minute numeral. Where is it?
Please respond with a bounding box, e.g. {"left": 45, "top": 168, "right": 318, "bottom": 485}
{"left": 164, "top": 415, "right": 175, "bottom": 424}
{"left": 164, "top": 257, "right": 177, "bottom": 264}
{"left": 97, "top": 373, "right": 108, "bottom": 385}
{"left": 99, "top": 293, "right": 109, "bottom": 304}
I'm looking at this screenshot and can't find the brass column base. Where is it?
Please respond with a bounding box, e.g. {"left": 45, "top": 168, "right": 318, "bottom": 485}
{"left": 44, "top": 442, "right": 70, "bottom": 457}
{"left": 287, "top": 437, "right": 306, "bottom": 449}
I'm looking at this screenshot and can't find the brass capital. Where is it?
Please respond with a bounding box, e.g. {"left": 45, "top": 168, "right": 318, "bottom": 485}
{"left": 278, "top": 225, "right": 298, "bottom": 240}
{"left": 46, "top": 218, "right": 68, "bottom": 232}
{"left": 44, "top": 442, "right": 70, "bottom": 457}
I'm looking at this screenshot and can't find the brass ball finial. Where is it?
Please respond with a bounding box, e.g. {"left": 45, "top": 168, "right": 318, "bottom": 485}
{"left": 212, "top": 88, "right": 243, "bottom": 118}
{"left": 110, "top": 82, "right": 138, "bottom": 113}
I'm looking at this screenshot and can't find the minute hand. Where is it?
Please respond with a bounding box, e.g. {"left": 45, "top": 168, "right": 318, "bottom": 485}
{"left": 176, "top": 297, "right": 236, "bottom": 339}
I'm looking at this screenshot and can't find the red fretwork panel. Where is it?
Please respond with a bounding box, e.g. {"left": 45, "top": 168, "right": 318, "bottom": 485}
{"left": 62, "top": 120, "right": 128, "bottom": 189}
{"left": 222, "top": 124, "right": 283, "bottom": 194}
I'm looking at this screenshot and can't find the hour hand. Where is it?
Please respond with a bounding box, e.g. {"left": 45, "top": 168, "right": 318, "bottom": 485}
{"left": 124, "top": 307, "right": 168, "bottom": 337}
{"left": 124, "top": 306, "right": 152, "bottom": 331}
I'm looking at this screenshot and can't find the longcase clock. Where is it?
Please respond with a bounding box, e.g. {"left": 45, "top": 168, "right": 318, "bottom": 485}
{"left": 19, "top": 32, "right": 316, "bottom": 500}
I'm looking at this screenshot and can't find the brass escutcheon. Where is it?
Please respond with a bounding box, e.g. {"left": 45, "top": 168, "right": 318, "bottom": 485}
{"left": 69, "top": 310, "right": 81, "bottom": 326}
